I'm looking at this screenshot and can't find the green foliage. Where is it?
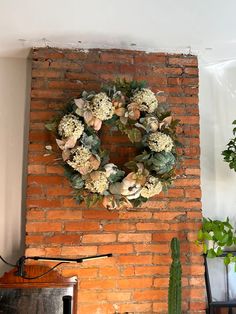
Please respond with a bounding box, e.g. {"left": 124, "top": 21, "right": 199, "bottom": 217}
{"left": 148, "top": 152, "right": 176, "bottom": 174}
{"left": 45, "top": 116, "right": 61, "bottom": 133}
{"left": 222, "top": 120, "right": 236, "bottom": 171}
{"left": 168, "top": 237, "right": 182, "bottom": 314}
{"left": 45, "top": 79, "right": 180, "bottom": 209}
{"left": 103, "top": 78, "right": 147, "bottom": 98}
{"left": 108, "top": 169, "right": 125, "bottom": 184}
{"left": 196, "top": 217, "right": 236, "bottom": 267}
{"left": 80, "top": 132, "right": 100, "bottom": 152}
{"left": 71, "top": 174, "right": 84, "bottom": 189}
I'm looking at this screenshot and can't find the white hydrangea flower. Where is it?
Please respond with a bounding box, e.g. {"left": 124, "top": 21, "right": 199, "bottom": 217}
{"left": 85, "top": 171, "right": 109, "bottom": 194}
{"left": 148, "top": 132, "right": 173, "bottom": 152}
{"left": 132, "top": 88, "right": 158, "bottom": 113}
{"left": 90, "top": 92, "right": 114, "bottom": 120}
{"left": 58, "top": 114, "right": 84, "bottom": 139}
{"left": 104, "top": 163, "right": 118, "bottom": 177}
{"left": 140, "top": 176, "right": 162, "bottom": 198}
{"left": 67, "top": 146, "right": 92, "bottom": 171}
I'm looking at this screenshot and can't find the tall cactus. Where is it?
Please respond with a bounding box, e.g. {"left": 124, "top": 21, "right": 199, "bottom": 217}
{"left": 168, "top": 237, "right": 182, "bottom": 314}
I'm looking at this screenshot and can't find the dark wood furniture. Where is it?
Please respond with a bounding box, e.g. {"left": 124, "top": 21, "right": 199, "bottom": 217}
{"left": 0, "top": 265, "right": 77, "bottom": 314}
{"left": 205, "top": 253, "right": 236, "bottom": 314}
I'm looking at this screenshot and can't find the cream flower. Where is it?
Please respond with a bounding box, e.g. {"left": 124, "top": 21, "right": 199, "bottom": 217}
{"left": 148, "top": 132, "right": 174, "bottom": 152}
{"left": 85, "top": 171, "right": 109, "bottom": 194}
{"left": 132, "top": 88, "right": 158, "bottom": 113}
{"left": 74, "top": 98, "right": 102, "bottom": 131}
{"left": 109, "top": 164, "right": 149, "bottom": 200}
{"left": 140, "top": 116, "right": 159, "bottom": 132}
{"left": 102, "top": 195, "right": 132, "bottom": 210}
{"left": 104, "top": 163, "right": 118, "bottom": 178}
{"left": 58, "top": 114, "right": 84, "bottom": 139}
{"left": 67, "top": 146, "right": 100, "bottom": 175}
{"left": 91, "top": 92, "right": 114, "bottom": 121}
{"left": 140, "top": 176, "right": 162, "bottom": 198}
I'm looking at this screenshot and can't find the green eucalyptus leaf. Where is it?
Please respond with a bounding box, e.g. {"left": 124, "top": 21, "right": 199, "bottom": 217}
{"left": 45, "top": 120, "right": 58, "bottom": 132}
{"left": 127, "top": 128, "right": 142, "bottom": 143}
{"left": 108, "top": 170, "right": 125, "bottom": 184}
{"left": 71, "top": 174, "right": 84, "bottom": 189}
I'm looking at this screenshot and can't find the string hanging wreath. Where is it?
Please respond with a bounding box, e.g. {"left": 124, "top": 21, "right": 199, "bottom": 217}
{"left": 46, "top": 80, "right": 180, "bottom": 210}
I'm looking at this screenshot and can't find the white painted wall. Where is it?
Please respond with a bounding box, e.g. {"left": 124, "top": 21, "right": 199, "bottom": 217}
{"left": 0, "top": 58, "right": 30, "bottom": 275}
{"left": 199, "top": 58, "right": 236, "bottom": 223}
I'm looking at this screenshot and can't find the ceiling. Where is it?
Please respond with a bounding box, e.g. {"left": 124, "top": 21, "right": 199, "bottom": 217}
{"left": 1, "top": 0, "right": 236, "bottom": 63}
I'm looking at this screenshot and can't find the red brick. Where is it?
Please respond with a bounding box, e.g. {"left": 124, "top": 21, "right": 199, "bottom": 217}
{"left": 27, "top": 199, "right": 61, "bottom": 208}
{"left": 153, "top": 302, "right": 168, "bottom": 313}
{"left": 118, "top": 233, "right": 151, "bottom": 243}
{"left": 187, "top": 211, "right": 202, "bottom": 219}
{"left": 170, "top": 222, "right": 202, "bottom": 231}
{"left": 32, "top": 70, "right": 63, "bottom": 78}
{"left": 169, "top": 201, "right": 201, "bottom": 209}
{"left": 153, "top": 211, "right": 185, "bottom": 221}
{"left": 154, "top": 277, "right": 169, "bottom": 287}
{"left": 100, "top": 52, "right": 133, "bottom": 63}
{"left": 99, "top": 267, "right": 120, "bottom": 278}
{"left": 25, "top": 247, "right": 45, "bottom": 256}
{"left": 46, "top": 209, "right": 82, "bottom": 220}
{"left": 185, "top": 188, "right": 202, "bottom": 198}
{"left": 26, "top": 222, "right": 62, "bottom": 232}
{"left": 61, "top": 246, "right": 97, "bottom": 256}
{"left": 103, "top": 222, "right": 136, "bottom": 231}
{"left": 48, "top": 81, "right": 82, "bottom": 89}
{"left": 168, "top": 57, "right": 198, "bottom": 67}
{"left": 136, "top": 222, "right": 169, "bottom": 231}
{"left": 119, "top": 212, "right": 152, "bottom": 219}
{"left": 82, "top": 234, "right": 116, "bottom": 243}
{"left": 134, "top": 54, "right": 166, "bottom": 63}
{"left": 83, "top": 209, "right": 119, "bottom": 220}
{"left": 84, "top": 63, "right": 118, "bottom": 73}
{"left": 118, "top": 255, "right": 152, "bottom": 265}
{"left": 98, "top": 244, "right": 134, "bottom": 254}
{"left": 168, "top": 97, "right": 198, "bottom": 105}
{"left": 118, "top": 278, "right": 152, "bottom": 289}
{"left": 25, "top": 235, "right": 44, "bottom": 244}
{"left": 134, "top": 244, "right": 169, "bottom": 253}
{"left": 119, "top": 303, "right": 152, "bottom": 313}
{"left": 28, "top": 175, "right": 63, "bottom": 185}
{"left": 30, "top": 111, "right": 56, "bottom": 121}
{"left": 120, "top": 267, "right": 134, "bottom": 277}
{"left": 61, "top": 267, "right": 98, "bottom": 278}
{"left": 189, "top": 301, "right": 206, "bottom": 310}
{"left": 33, "top": 49, "right": 64, "bottom": 59}
{"left": 184, "top": 67, "right": 199, "bottom": 75}
{"left": 31, "top": 89, "right": 64, "bottom": 99}
{"left": 153, "top": 66, "right": 183, "bottom": 75}
{"left": 80, "top": 279, "right": 116, "bottom": 289}
{"left": 135, "top": 265, "right": 169, "bottom": 275}
{"left": 77, "top": 304, "right": 115, "bottom": 314}
{"left": 27, "top": 209, "right": 45, "bottom": 220}
{"left": 153, "top": 232, "right": 186, "bottom": 242}
{"left": 64, "top": 222, "right": 100, "bottom": 231}
{"left": 45, "top": 234, "right": 81, "bottom": 245}
{"left": 134, "top": 289, "right": 168, "bottom": 301}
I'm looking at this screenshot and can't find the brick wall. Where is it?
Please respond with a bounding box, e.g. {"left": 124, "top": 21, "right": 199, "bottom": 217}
{"left": 26, "top": 47, "right": 205, "bottom": 313}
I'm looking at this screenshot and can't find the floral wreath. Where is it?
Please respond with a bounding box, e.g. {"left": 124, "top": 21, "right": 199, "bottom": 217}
{"left": 46, "top": 80, "right": 180, "bottom": 210}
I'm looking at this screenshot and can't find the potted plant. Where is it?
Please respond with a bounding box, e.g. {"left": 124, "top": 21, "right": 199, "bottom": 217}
{"left": 196, "top": 217, "right": 236, "bottom": 267}
{"left": 222, "top": 119, "right": 236, "bottom": 171}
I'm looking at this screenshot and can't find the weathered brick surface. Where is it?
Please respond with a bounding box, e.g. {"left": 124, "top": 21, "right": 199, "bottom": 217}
{"left": 26, "top": 47, "right": 204, "bottom": 313}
